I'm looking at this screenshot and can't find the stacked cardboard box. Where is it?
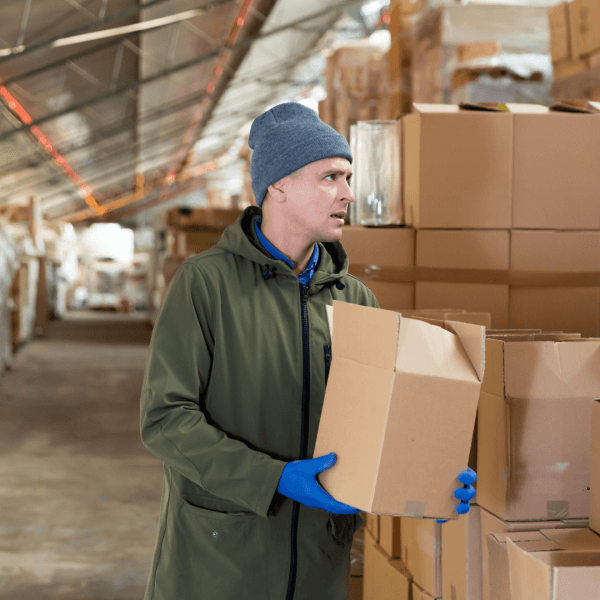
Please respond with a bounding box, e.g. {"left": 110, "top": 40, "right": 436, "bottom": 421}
{"left": 484, "top": 398, "right": 600, "bottom": 599}
{"left": 442, "top": 328, "right": 600, "bottom": 600}
{"left": 550, "top": 0, "right": 600, "bottom": 100}
{"left": 388, "top": 0, "right": 420, "bottom": 117}
{"left": 319, "top": 41, "right": 392, "bottom": 140}
{"left": 341, "top": 226, "right": 415, "bottom": 313}
{"left": 411, "top": 4, "right": 552, "bottom": 104}
{"left": 401, "top": 102, "right": 600, "bottom": 335}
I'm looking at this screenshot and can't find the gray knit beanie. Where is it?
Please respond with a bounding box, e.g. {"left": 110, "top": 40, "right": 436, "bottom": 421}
{"left": 248, "top": 102, "right": 353, "bottom": 208}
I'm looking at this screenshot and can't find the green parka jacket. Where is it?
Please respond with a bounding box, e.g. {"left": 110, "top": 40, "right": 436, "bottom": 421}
{"left": 140, "top": 205, "right": 380, "bottom": 600}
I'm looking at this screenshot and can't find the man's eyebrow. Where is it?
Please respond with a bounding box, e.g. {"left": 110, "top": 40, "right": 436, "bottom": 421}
{"left": 322, "top": 169, "right": 353, "bottom": 177}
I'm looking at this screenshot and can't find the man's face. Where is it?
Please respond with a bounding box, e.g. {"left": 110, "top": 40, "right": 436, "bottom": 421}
{"left": 277, "top": 157, "right": 354, "bottom": 245}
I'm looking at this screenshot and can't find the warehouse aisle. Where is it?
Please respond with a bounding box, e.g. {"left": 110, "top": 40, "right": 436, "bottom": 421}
{"left": 0, "top": 310, "right": 163, "bottom": 600}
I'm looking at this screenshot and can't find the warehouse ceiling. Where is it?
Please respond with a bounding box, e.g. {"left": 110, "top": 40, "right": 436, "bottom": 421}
{"left": 0, "top": 0, "right": 377, "bottom": 227}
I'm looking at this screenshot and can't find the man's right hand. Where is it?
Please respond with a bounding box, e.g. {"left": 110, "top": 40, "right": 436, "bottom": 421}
{"left": 277, "top": 452, "right": 362, "bottom": 514}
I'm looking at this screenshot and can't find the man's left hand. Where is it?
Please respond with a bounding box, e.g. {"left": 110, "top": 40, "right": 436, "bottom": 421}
{"left": 437, "top": 467, "right": 477, "bottom": 524}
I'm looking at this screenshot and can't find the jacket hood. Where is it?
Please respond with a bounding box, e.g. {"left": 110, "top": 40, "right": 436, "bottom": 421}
{"left": 215, "top": 205, "right": 349, "bottom": 293}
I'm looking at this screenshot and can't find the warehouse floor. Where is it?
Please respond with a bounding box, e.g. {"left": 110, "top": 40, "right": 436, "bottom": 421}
{"left": 0, "top": 310, "right": 163, "bottom": 599}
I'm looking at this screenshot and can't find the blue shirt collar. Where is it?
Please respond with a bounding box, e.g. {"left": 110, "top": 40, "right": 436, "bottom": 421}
{"left": 254, "top": 218, "right": 319, "bottom": 284}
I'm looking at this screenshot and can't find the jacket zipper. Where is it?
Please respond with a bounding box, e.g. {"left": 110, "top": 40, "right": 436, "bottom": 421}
{"left": 286, "top": 283, "right": 310, "bottom": 600}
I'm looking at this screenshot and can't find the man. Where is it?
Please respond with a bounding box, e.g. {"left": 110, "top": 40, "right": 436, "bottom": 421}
{"left": 140, "top": 102, "right": 476, "bottom": 600}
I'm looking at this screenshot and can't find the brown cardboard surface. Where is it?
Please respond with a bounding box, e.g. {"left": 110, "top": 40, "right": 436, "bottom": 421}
{"left": 379, "top": 515, "right": 401, "bottom": 558}
{"left": 400, "top": 517, "right": 441, "bottom": 597}
{"left": 360, "top": 280, "right": 415, "bottom": 313}
{"left": 416, "top": 230, "right": 510, "bottom": 271}
{"left": 592, "top": 399, "right": 600, "bottom": 535}
{"left": 441, "top": 505, "right": 482, "bottom": 600}
{"left": 481, "top": 506, "right": 588, "bottom": 600}
{"left": 477, "top": 337, "right": 600, "bottom": 521}
{"left": 365, "top": 513, "right": 380, "bottom": 543}
{"left": 411, "top": 581, "right": 437, "bottom": 600}
{"left": 415, "top": 229, "right": 509, "bottom": 328}
{"left": 342, "top": 226, "right": 415, "bottom": 268}
{"left": 407, "top": 310, "right": 491, "bottom": 328}
{"left": 509, "top": 287, "right": 600, "bottom": 337}
{"left": 579, "top": 0, "right": 600, "bottom": 55}
{"left": 569, "top": 0, "right": 584, "bottom": 58}
{"left": 343, "top": 225, "right": 415, "bottom": 312}
{"left": 511, "top": 111, "right": 600, "bottom": 230}
{"left": 363, "top": 534, "right": 411, "bottom": 600}
{"left": 416, "top": 282, "right": 509, "bottom": 329}
{"left": 316, "top": 301, "right": 485, "bottom": 519}
{"left": 510, "top": 230, "right": 600, "bottom": 273}
{"left": 548, "top": 2, "right": 571, "bottom": 62}
{"left": 349, "top": 576, "right": 362, "bottom": 600}
{"left": 402, "top": 106, "right": 513, "bottom": 229}
{"left": 509, "top": 231, "right": 600, "bottom": 336}
{"left": 506, "top": 529, "right": 600, "bottom": 600}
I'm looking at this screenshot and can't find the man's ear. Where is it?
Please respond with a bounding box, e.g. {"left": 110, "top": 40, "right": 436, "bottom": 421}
{"left": 267, "top": 179, "right": 286, "bottom": 203}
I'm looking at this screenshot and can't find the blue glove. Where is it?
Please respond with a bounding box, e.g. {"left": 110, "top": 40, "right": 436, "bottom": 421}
{"left": 277, "top": 452, "right": 362, "bottom": 515}
{"left": 437, "top": 467, "right": 477, "bottom": 524}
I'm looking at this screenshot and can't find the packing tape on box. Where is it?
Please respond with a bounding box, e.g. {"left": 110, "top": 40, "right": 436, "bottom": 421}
{"left": 404, "top": 500, "right": 427, "bottom": 518}
{"left": 547, "top": 500, "right": 569, "bottom": 520}
{"left": 350, "top": 265, "right": 600, "bottom": 287}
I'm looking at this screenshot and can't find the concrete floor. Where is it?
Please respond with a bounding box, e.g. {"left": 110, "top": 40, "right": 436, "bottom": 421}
{"left": 0, "top": 310, "right": 164, "bottom": 599}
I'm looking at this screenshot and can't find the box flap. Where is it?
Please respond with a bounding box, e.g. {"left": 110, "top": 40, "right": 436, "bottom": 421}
{"left": 513, "top": 539, "right": 565, "bottom": 552}
{"left": 490, "top": 531, "right": 549, "bottom": 544}
{"left": 550, "top": 100, "right": 600, "bottom": 113}
{"left": 412, "top": 103, "right": 461, "bottom": 113}
{"left": 481, "top": 338, "right": 504, "bottom": 396}
{"left": 504, "top": 103, "right": 549, "bottom": 113}
{"left": 459, "top": 102, "right": 508, "bottom": 112}
{"left": 503, "top": 340, "right": 600, "bottom": 399}
{"left": 330, "top": 301, "right": 400, "bottom": 370}
{"left": 541, "top": 528, "right": 600, "bottom": 551}
{"left": 443, "top": 320, "right": 486, "bottom": 383}
{"left": 394, "top": 317, "right": 480, "bottom": 383}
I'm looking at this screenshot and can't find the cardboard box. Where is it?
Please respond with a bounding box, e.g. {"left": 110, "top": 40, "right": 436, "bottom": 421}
{"left": 441, "top": 505, "right": 482, "bottom": 600}
{"left": 401, "top": 308, "right": 492, "bottom": 329}
{"left": 400, "top": 517, "right": 441, "bottom": 597}
{"left": 549, "top": 2, "right": 572, "bottom": 63}
{"left": 592, "top": 399, "right": 600, "bottom": 535}
{"left": 379, "top": 515, "right": 402, "bottom": 558}
{"left": 343, "top": 226, "right": 415, "bottom": 313}
{"left": 349, "top": 576, "right": 362, "bottom": 600}
{"left": 569, "top": 0, "right": 585, "bottom": 58}
{"left": 415, "top": 230, "right": 510, "bottom": 329}
{"left": 481, "top": 505, "right": 588, "bottom": 600}
{"left": 508, "top": 230, "right": 600, "bottom": 337}
{"left": 365, "top": 513, "right": 380, "bottom": 543}
{"left": 315, "top": 301, "right": 485, "bottom": 519}
{"left": 506, "top": 528, "right": 600, "bottom": 600}
{"left": 403, "top": 104, "right": 513, "bottom": 229}
{"left": 363, "top": 533, "right": 412, "bottom": 600}
{"left": 552, "top": 56, "right": 589, "bottom": 80}
{"left": 509, "top": 103, "right": 600, "bottom": 230}
{"left": 574, "top": 0, "right": 600, "bottom": 56}
{"left": 411, "top": 581, "right": 437, "bottom": 600}
{"left": 477, "top": 336, "right": 600, "bottom": 521}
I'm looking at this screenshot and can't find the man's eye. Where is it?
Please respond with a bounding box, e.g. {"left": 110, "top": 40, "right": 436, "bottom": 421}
{"left": 326, "top": 174, "right": 335, "bottom": 180}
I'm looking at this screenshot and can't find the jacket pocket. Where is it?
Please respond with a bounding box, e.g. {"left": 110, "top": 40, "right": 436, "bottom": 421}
{"left": 324, "top": 344, "right": 332, "bottom": 385}
{"left": 180, "top": 494, "right": 256, "bottom": 520}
